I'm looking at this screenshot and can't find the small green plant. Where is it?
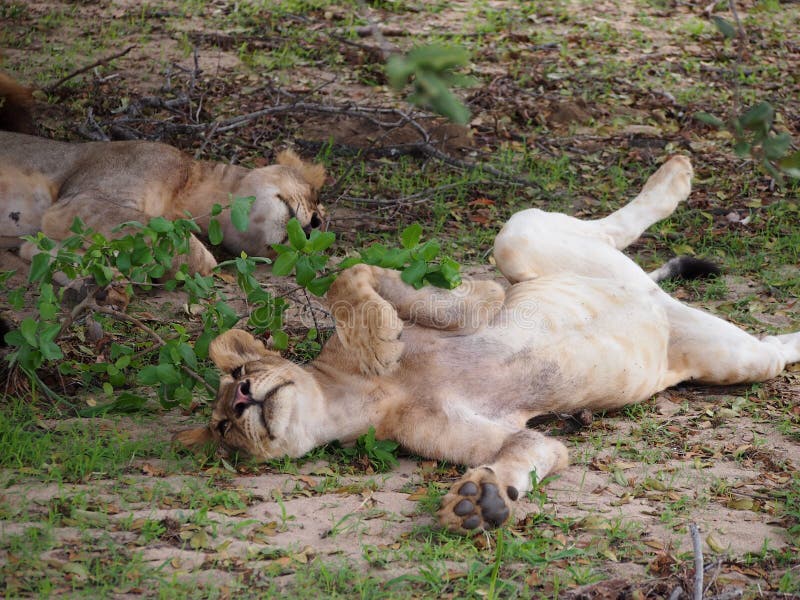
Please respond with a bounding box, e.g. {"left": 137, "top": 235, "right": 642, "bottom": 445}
{"left": 336, "top": 426, "right": 400, "bottom": 472}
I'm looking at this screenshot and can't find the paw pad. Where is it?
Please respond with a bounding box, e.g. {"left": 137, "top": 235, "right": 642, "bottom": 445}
{"left": 438, "top": 468, "right": 514, "bottom": 533}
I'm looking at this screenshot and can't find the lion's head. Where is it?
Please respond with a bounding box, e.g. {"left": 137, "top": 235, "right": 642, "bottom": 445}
{"left": 174, "top": 329, "right": 322, "bottom": 460}
{"left": 220, "top": 149, "right": 326, "bottom": 257}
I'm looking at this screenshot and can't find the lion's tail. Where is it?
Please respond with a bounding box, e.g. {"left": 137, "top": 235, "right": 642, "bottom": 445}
{"left": 0, "top": 71, "right": 35, "bottom": 134}
{"left": 649, "top": 256, "right": 720, "bottom": 283}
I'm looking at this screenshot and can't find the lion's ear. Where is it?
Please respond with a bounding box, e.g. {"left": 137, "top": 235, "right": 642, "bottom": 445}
{"left": 173, "top": 426, "right": 214, "bottom": 448}
{"left": 276, "top": 149, "right": 326, "bottom": 191}
{"left": 209, "top": 329, "right": 272, "bottom": 373}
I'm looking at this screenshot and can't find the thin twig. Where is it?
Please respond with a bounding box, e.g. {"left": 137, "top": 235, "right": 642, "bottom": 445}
{"left": 690, "top": 523, "right": 704, "bottom": 600}
{"left": 302, "top": 289, "right": 321, "bottom": 335}
{"left": 44, "top": 45, "right": 137, "bottom": 93}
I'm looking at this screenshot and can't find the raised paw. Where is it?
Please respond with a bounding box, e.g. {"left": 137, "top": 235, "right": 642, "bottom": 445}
{"left": 363, "top": 308, "right": 404, "bottom": 374}
{"left": 339, "top": 303, "right": 404, "bottom": 376}
{"left": 639, "top": 155, "right": 693, "bottom": 212}
{"left": 437, "top": 467, "right": 515, "bottom": 534}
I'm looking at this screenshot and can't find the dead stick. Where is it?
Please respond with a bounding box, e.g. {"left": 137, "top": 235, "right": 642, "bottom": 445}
{"left": 45, "top": 45, "right": 137, "bottom": 93}
{"left": 690, "top": 523, "right": 704, "bottom": 600}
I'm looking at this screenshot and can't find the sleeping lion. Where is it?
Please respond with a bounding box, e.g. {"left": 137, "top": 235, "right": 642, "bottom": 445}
{"left": 0, "top": 75, "right": 325, "bottom": 274}
{"left": 177, "top": 155, "right": 800, "bottom": 533}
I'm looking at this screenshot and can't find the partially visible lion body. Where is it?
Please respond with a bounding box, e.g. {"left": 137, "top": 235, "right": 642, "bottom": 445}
{"left": 177, "top": 156, "right": 800, "bottom": 534}
{"left": 0, "top": 132, "right": 325, "bottom": 273}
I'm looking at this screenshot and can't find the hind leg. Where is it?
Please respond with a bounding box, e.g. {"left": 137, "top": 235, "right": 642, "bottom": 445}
{"left": 494, "top": 156, "right": 692, "bottom": 284}
{"left": 661, "top": 295, "right": 800, "bottom": 387}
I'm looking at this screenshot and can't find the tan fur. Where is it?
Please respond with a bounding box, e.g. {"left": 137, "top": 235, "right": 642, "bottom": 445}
{"left": 176, "top": 156, "right": 800, "bottom": 534}
{"left": 0, "top": 77, "right": 325, "bottom": 274}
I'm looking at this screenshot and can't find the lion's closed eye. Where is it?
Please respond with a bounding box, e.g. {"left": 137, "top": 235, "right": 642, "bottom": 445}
{"left": 217, "top": 420, "right": 231, "bottom": 436}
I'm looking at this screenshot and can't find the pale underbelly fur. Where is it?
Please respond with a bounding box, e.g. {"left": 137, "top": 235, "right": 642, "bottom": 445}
{"left": 399, "top": 274, "right": 672, "bottom": 423}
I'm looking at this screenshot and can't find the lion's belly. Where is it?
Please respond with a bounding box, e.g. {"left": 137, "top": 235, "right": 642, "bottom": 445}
{"left": 406, "top": 274, "right": 673, "bottom": 421}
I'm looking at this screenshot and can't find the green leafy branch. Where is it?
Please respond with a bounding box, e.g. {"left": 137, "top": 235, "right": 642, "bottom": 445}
{"left": 695, "top": 8, "right": 800, "bottom": 184}
{"left": 271, "top": 219, "right": 462, "bottom": 297}
{"left": 386, "top": 44, "right": 477, "bottom": 125}
{"left": 2, "top": 203, "right": 460, "bottom": 414}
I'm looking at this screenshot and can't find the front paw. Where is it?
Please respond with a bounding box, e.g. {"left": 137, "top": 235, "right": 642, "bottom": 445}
{"left": 341, "top": 304, "right": 404, "bottom": 376}
{"left": 437, "top": 467, "right": 514, "bottom": 534}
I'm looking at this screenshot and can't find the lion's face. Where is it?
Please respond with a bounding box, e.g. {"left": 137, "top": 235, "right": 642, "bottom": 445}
{"left": 221, "top": 150, "right": 326, "bottom": 257}
{"left": 204, "top": 329, "right": 321, "bottom": 460}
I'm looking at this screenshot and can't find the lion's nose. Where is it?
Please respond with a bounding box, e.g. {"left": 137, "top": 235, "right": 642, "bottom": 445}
{"left": 233, "top": 380, "right": 252, "bottom": 409}
{"left": 304, "top": 212, "right": 323, "bottom": 234}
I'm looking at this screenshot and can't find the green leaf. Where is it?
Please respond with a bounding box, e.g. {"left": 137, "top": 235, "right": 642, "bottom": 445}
{"left": 156, "top": 363, "right": 182, "bottom": 385}
{"left": 178, "top": 343, "right": 198, "bottom": 369}
{"left": 194, "top": 330, "right": 214, "bottom": 360}
{"left": 295, "top": 255, "right": 316, "bottom": 287}
{"left": 148, "top": 217, "right": 174, "bottom": 233}
{"left": 272, "top": 250, "right": 298, "bottom": 276}
{"left": 137, "top": 365, "right": 160, "bottom": 385}
{"left": 739, "top": 102, "right": 774, "bottom": 132}
{"left": 307, "top": 274, "right": 336, "bottom": 296}
{"left": 338, "top": 257, "right": 363, "bottom": 270}
{"left": 231, "top": 196, "right": 255, "bottom": 232}
{"left": 400, "top": 223, "right": 423, "bottom": 249}
{"left": 271, "top": 330, "right": 288, "bottom": 350}
{"left": 28, "top": 252, "right": 52, "bottom": 283}
{"left": 20, "top": 318, "right": 39, "bottom": 348}
{"left": 711, "top": 15, "right": 737, "bottom": 39}
{"left": 694, "top": 112, "right": 724, "bottom": 128}
{"left": 763, "top": 133, "right": 792, "bottom": 161}
{"left": 401, "top": 259, "right": 428, "bottom": 288}
{"left": 208, "top": 218, "right": 224, "bottom": 245}
{"left": 286, "top": 218, "right": 308, "bottom": 251}
{"left": 415, "top": 70, "right": 471, "bottom": 124}
{"left": 89, "top": 264, "right": 114, "bottom": 286}
{"left": 39, "top": 340, "right": 63, "bottom": 361}
{"left": 307, "top": 230, "right": 336, "bottom": 252}
{"left": 417, "top": 240, "right": 441, "bottom": 262}
{"left": 211, "top": 203, "right": 223, "bottom": 217}
{"left": 378, "top": 247, "right": 411, "bottom": 269}
{"left": 115, "top": 252, "right": 131, "bottom": 272}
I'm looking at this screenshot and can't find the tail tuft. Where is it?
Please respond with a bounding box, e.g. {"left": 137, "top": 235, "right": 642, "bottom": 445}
{"left": 0, "top": 72, "right": 35, "bottom": 134}
{"left": 649, "top": 256, "right": 721, "bottom": 283}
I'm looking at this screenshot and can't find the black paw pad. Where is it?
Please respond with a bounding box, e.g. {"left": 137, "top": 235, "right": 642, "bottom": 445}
{"left": 506, "top": 486, "right": 519, "bottom": 501}
{"left": 463, "top": 515, "right": 481, "bottom": 530}
{"left": 458, "top": 481, "right": 478, "bottom": 496}
{"left": 453, "top": 499, "right": 474, "bottom": 516}
{"left": 478, "top": 483, "right": 509, "bottom": 527}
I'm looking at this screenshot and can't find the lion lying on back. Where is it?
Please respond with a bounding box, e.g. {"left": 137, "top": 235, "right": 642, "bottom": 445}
{"left": 177, "top": 156, "right": 800, "bottom": 534}
{"left": 0, "top": 75, "right": 325, "bottom": 274}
